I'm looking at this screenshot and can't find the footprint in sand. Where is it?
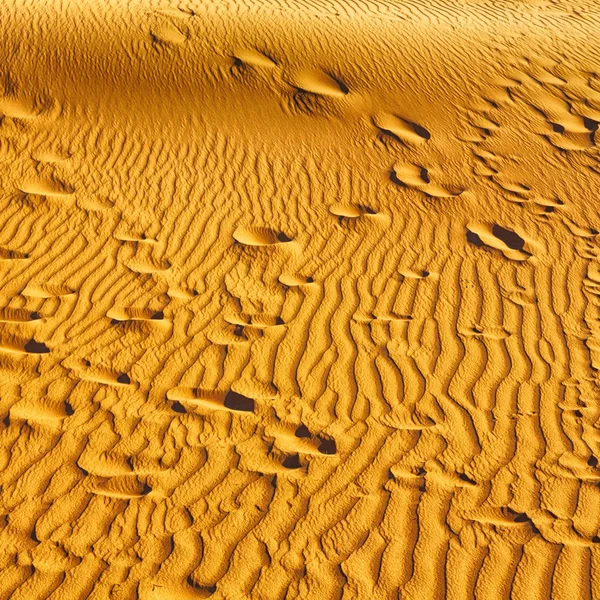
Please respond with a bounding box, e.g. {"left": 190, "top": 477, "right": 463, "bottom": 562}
{"left": 64, "top": 357, "right": 132, "bottom": 386}
{"left": 107, "top": 307, "right": 167, "bottom": 323}
{"left": 0, "top": 246, "right": 29, "bottom": 260}
{"left": 167, "top": 387, "right": 256, "bottom": 413}
{"left": 278, "top": 271, "right": 315, "bottom": 288}
{"left": 150, "top": 18, "right": 189, "bottom": 45}
{"left": 19, "top": 177, "right": 75, "bottom": 199}
{"left": 0, "top": 337, "right": 50, "bottom": 355}
{"left": 233, "top": 226, "right": 294, "bottom": 246}
{"left": 22, "top": 283, "right": 75, "bottom": 298}
{"left": 466, "top": 222, "right": 532, "bottom": 261}
{"left": 0, "top": 308, "right": 42, "bottom": 323}
{"left": 233, "top": 48, "right": 277, "bottom": 69}
{"left": 391, "top": 163, "right": 463, "bottom": 198}
{"left": 90, "top": 475, "right": 152, "bottom": 499}
{"left": 0, "top": 93, "right": 55, "bottom": 120}
{"left": 287, "top": 68, "right": 349, "bottom": 97}
{"left": 10, "top": 398, "right": 73, "bottom": 422}
{"left": 125, "top": 256, "right": 171, "bottom": 273}
{"left": 328, "top": 203, "right": 378, "bottom": 218}
{"left": 373, "top": 113, "right": 430, "bottom": 146}
{"left": 267, "top": 422, "right": 338, "bottom": 457}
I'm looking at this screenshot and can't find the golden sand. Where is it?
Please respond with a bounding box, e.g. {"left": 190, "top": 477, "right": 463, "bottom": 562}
{"left": 0, "top": 0, "right": 599, "bottom": 597}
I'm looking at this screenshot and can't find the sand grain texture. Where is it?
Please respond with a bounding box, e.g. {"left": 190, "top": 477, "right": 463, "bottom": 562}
{"left": 0, "top": 0, "right": 600, "bottom": 598}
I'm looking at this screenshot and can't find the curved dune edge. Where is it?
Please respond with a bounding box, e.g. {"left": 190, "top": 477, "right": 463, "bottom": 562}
{"left": 0, "top": 0, "right": 599, "bottom": 598}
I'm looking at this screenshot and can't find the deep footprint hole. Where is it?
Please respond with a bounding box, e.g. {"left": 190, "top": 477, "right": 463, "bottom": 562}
{"left": 466, "top": 230, "right": 484, "bottom": 247}
{"left": 282, "top": 454, "right": 302, "bottom": 469}
{"left": 277, "top": 232, "right": 293, "bottom": 243}
{"left": 24, "top": 339, "right": 50, "bottom": 354}
{"left": 172, "top": 401, "right": 187, "bottom": 414}
{"left": 224, "top": 391, "right": 255, "bottom": 412}
{"left": 117, "top": 373, "right": 131, "bottom": 384}
{"left": 295, "top": 424, "right": 311, "bottom": 438}
{"left": 492, "top": 224, "right": 525, "bottom": 250}
{"left": 318, "top": 438, "right": 337, "bottom": 455}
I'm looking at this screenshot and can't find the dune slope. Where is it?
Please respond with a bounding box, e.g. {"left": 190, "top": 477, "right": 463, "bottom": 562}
{"left": 0, "top": 0, "right": 600, "bottom": 598}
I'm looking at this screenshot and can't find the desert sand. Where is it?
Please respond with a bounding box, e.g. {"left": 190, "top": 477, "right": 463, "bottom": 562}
{"left": 0, "top": 0, "right": 599, "bottom": 597}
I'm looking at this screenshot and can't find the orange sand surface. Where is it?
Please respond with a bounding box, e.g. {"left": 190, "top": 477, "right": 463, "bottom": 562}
{"left": 0, "top": 0, "right": 600, "bottom": 598}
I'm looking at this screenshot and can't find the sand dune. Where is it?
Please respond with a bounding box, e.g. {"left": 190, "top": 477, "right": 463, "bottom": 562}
{"left": 0, "top": 0, "right": 599, "bottom": 597}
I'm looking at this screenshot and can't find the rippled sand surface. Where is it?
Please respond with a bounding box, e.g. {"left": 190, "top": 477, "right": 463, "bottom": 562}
{"left": 0, "top": 0, "right": 600, "bottom": 598}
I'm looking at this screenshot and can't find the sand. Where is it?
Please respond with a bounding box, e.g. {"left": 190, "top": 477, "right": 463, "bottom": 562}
{"left": 0, "top": 0, "right": 599, "bottom": 597}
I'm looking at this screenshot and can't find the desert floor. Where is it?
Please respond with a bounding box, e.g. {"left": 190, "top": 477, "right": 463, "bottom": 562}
{"left": 0, "top": 0, "right": 599, "bottom": 598}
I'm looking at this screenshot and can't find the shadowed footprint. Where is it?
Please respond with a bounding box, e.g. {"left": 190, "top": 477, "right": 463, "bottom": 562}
{"left": 492, "top": 224, "right": 525, "bottom": 250}
{"left": 10, "top": 399, "right": 73, "bottom": 422}
{"left": 0, "top": 95, "right": 52, "bottom": 119}
{"left": 288, "top": 68, "right": 349, "bottom": 97}
{"left": 329, "top": 203, "right": 377, "bottom": 218}
{"left": 391, "top": 164, "right": 463, "bottom": 198}
{"left": 91, "top": 475, "right": 152, "bottom": 499}
{"left": 108, "top": 307, "right": 167, "bottom": 323}
{"left": 22, "top": 283, "right": 75, "bottom": 297}
{"left": 279, "top": 273, "right": 315, "bottom": 287}
{"left": 0, "top": 337, "right": 51, "bottom": 355}
{"left": 66, "top": 358, "right": 133, "bottom": 386}
{"left": 467, "top": 223, "right": 530, "bottom": 260}
{"left": 233, "top": 48, "right": 277, "bottom": 68}
{"left": 171, "top": 401, "right": 187, "bottom": 414}
{"left": 223, "top": 391, "right": 255, "bottom": 412}
{"left": 373, "top": 113, "right": 430, "bottom": 145}
{"left": 24, "top": 339, "right": 50, "bottom": 354}
{"left": 282, "top": 454, "right": 302, "bottom": 469}
{"left": 233, "top": 226, "right": 293, "bottom": 246}
{"left": 167, "top": 387, "right": 257, "bottom": 413}
{"left": 0, "top": 247, "right": 28, "bottom": 260}
{"left": 20, "top": 178, "right": 75, "bottom": 197}
{"left": 295, "top": 424, "right": 311, "bottom": 438}
{"left": 0, "top": 308, "right": 41, "bottom": 323}
{"left": 318, "top": 437, "right": 337, "bottom": 455}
